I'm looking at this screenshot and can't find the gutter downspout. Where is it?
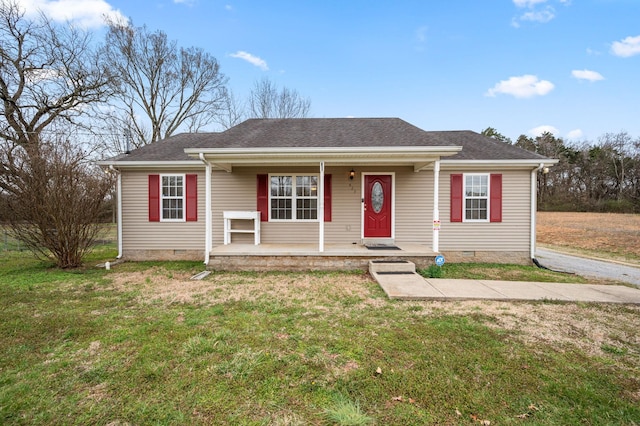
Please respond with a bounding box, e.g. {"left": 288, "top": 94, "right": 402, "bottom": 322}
{"left": 199, "top": 153, "right": 212, "bottom": 265}
{"left": 530, "top": 163, "right": 544, "bottom": 260}
{"left": 109, "top": 165, "right": 123, "bottom": 259}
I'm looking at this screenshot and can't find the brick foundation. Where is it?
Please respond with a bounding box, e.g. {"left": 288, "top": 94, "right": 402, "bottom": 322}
{"left": 121, "top": 249, "right": 530, "bottom": 269}
{"left": 206, "top": 255, "right": 435, "bottom": 271}
{"left": 122, "top": 249, "right": 204, "bottom": 262}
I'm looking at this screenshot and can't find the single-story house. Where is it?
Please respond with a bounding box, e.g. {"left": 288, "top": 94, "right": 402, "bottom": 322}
{"left": 99, "top": 118, "right": 557, "bottom": 270}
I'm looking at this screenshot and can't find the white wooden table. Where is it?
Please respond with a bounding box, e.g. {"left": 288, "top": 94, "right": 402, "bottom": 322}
{"left": 223, "top": 211, "right": 261, "bottom": 245}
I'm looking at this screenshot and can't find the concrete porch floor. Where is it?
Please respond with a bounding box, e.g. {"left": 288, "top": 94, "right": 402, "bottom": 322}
{"left": 210, "top": 243, "right": 436, "bottom": 256}
{"left": 207, "top": 243, "right": 437, "bottom": 271}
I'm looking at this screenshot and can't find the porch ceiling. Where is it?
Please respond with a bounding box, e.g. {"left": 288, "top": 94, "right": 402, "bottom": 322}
{"left": 185, "top": 146, "right": 462, "bottom": 172}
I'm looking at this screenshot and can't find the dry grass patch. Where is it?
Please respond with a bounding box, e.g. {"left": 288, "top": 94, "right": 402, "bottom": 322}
{"left": 108, "top": 268, "right": 379, "bottom": 308}
{"left": 415, "top": 300, "right": 640, "bottom": 361}
{"left": 109, "top": 267, "right": 640, "bottom": 368}
{"left": 538, "top": 212, "right": 640, "bottom": 263}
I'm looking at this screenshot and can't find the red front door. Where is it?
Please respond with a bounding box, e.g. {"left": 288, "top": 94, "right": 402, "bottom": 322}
{"left": 364, "top": 175, "right": 392, "bottom": 238}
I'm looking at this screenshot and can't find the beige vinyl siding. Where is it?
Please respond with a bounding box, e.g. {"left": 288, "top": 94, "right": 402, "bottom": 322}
{"left": 121, "top": 165, "right": 531, "bottom": 252}
{"left": 121, "top": 169, "right": 205, "bottom": 250}
{"left": 212, "top": 167, "right": 322, "bottom": 245}
{"left": 439, "top": 169, "right": 531, "bottom": 251}
{"left": 211, "top": 166, "right": 436, "bottom": 245}
{"left": 211, "top": 166, "right": 395, "bottom": 245}
{"left": 324, "top": 167, "right": 365, "bottom": 244}
{"left": 393, "top": 167, "right": 433, "bottom": 244}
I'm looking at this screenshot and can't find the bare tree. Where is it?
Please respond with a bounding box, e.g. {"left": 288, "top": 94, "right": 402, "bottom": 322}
{"left": 215, "top": 89, "right": 246, "bottom": 130}
{"left": 0, "top": 1, "right": 113, "bottom": 149}
{"left": 0, "top": 2, "right": 116, "bottom": 267}
{"left": 515, "top": 129, "right": 640, "bottom": 212}
{"left": 90, "top": 109, "right": 139, "bottom": 157}
{"left": 248, "top": 77, "right": 311, "bottom": 119}
{"left": 1, "top": 137, "right": 114, "bottom": 268}
{"left": 599, "top": 131, "right": 633, "bottom": 201}
{"left": 102, "top": 20, "right": 227, "bottom": 147}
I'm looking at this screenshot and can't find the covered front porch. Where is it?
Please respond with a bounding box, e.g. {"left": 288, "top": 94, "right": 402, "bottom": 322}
{"left": 186, "top": 145, "right": 461, "bottom": 267}
{"left": 207, "top": 242, "right": 437, "bottom": 271}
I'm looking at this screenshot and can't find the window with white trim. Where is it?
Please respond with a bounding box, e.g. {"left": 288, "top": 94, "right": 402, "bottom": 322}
{"left": 270, "top": 175, "right": 318, "bottom": 221}
{"left": 161, "top": 174, "right": 184, "bottom": 221}
{"left": 464, "top": 174, "right": 488, "bottom": 221}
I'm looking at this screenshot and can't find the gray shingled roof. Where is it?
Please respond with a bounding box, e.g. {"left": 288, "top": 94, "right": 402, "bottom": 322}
{"left": 433, "top": 131, "right": 549, "bottom": 161}
{"left": 111, "top": 118, "right": 548, "bottom": 162}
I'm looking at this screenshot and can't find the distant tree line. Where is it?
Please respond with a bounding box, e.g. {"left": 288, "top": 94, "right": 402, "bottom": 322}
{"left": 482, "top": 128, "right": 640, "bottom": 213}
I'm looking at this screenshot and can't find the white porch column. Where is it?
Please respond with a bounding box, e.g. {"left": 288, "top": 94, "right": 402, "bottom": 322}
{"left": 200, "top": 153, "right": 213, "bottom": 265}
{"left": 432, "top": 160, "right": 440, "bottom": 253}
{"left": 319, "top": 161, "right": 325, "bottom": 252}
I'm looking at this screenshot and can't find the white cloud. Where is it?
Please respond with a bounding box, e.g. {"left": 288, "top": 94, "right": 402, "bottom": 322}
{"left": 571, "top": 69, "right": 604, "bottom": 82}
{"left": 485, "top": 75, "right": 554, "bottom": 98}
{"left": 520, "top": 7, "right": 555, "bottom": 23}
{"left": 611, "top": 35, "right": 640, "bottom": 58}
{"left": 17, "top": 0, "right": 126, "bottom": 28}
{"left": 529, "top": 125, "right": 559, "bottom": 137}
{"left": 415, "top": 26, "right": 428, "bottom": 43}
{"left": 566, "top": 129, "right": 583, "bottom": 139}
{"left": 512, "top": 0, "right": 570, "bottom": 26}
{"left": 225, "top": 4, "right": 233, "bottom": 11}
{"left": 513, "top": 0, "right": 548, "bottom": 7}
{"left": 229, "top": 51, "right": 269, "bottom": 71}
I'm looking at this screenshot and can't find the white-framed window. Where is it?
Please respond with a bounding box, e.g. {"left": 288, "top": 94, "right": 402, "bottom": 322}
{"left": 270, "top": 174, "right": 318, "bottom": 221}
{"left": 464, "top": 173, "right": 488, "bottom": 221}
{"left": 161, "top": 174, "right": 185, "bottom": 221}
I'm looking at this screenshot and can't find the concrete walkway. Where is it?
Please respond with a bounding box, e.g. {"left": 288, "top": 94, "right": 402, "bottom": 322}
{"left": 372, "top": 272, "right": 640, "bottom": 304}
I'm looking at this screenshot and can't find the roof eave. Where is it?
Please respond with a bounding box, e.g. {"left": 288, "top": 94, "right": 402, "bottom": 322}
{"left": 184, "top": 146, "right": 462, "bottom": 156}
{"left": 96, "top": 160, "right": 204, "bottom": 169}
{"left": 440, "top": 158, "right": 559, "bottom": 170}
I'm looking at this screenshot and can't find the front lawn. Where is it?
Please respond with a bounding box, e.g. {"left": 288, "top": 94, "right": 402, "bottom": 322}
{"left": 1, "top": 253, "right": 639, "bottom": 425}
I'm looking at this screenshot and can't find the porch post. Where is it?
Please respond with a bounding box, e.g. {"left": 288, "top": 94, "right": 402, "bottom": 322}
{"left": 432, "top": 160, "right": 440, "bottom": 253}
{"left": 199, "top": 153, "right": 213, "bottom": 265}
{"left": 319, "top": 161, "right": 325, "bottom": 252}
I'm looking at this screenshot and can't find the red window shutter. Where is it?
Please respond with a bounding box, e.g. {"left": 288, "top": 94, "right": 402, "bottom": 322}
{"left": 185, "top": 174, "right": 198, "bottom": 222}
{"left": 450, "top": 174, "right": 463, "bottom": 222}
{"left": 323, "top": 174, "right": 332, "bottom": 222}
{"left": 490, "top": 174, "right": 502, "bottom": 222}
{"left": 148, "top": 174, "right": 160, "bottom": 222}
{"left": 257, "top": 174, "right": 268, "bottom": 221}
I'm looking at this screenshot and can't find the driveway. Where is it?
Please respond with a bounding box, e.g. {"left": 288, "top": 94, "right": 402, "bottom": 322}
{"left": 535, "top": 248, "right": 640, "bottom": 287}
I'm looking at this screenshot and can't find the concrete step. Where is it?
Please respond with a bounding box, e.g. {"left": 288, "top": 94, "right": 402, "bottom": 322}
{"left": 369, "top": 260, "right": 416, "bottom": 273}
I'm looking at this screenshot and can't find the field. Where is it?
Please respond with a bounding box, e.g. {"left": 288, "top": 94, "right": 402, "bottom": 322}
{"left": 537, "top": 211, "right": 640, "bottom": 264}
{"left": 1, "top": 236, "right": 640, "bottom": 424}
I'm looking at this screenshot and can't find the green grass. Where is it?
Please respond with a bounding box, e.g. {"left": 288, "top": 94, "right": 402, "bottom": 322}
{"left": 1, "top": 254, "right": 639, "bottom": 425}
{"left": 418, "top": 262, "right": 626, "bottom": 284}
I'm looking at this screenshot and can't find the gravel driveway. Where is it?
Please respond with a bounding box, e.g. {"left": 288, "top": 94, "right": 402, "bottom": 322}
{"left": 535, "top": 248, "right": 640, "bottom": 287}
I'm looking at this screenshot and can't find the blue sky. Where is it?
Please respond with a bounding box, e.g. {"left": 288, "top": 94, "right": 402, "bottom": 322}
{"left": 18, "top": 0, "right": 640, "bottom": 142}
